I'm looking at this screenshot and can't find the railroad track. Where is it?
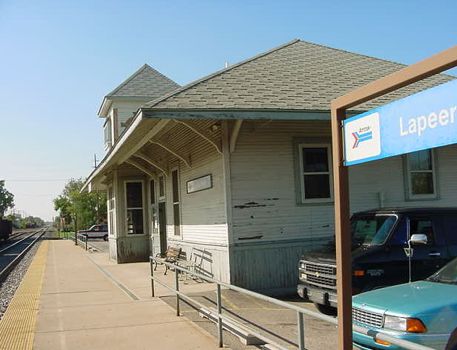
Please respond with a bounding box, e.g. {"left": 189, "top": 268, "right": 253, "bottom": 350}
{"left": 0, "top": 228, "right": 47, "bottom": 282}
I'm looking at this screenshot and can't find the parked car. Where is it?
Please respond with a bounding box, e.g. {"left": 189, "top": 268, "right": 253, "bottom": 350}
{"left": 352, "top": 254, "right": 457, "bottom": 350}
{"left": 297, "top": 207, "right": 457, "bottom": 314}
{"left": 78, "top": 224, "right": 108, "bottom": 241}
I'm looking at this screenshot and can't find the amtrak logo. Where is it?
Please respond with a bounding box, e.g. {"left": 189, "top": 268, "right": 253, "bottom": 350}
{"left": 352, "top": 129, "right": 373, "bottom": 148}
{"left": 345, "top": 112, "right": 381, "bottom": 163}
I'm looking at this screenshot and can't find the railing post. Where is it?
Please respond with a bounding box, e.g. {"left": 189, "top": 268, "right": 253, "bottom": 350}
{"left": 85, "top": 235, "right": 88, "bottom": 251}
{"left": 175, "top": 267, "right": 180, "bottom": 316}
{"left": 216, "top": 284, "right": 223, "bottom": 347}
{"left": 150, "top": 257, "right": 155, "bottom": 297}
{"left": 297, "top": 311, "right": 305, "bottom": 350}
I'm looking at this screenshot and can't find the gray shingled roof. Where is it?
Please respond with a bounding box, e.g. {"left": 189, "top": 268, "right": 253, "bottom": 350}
{"left": 107, "top": 64, "right": 180, "bottom": 99}
{"left": 143, "top": 40, "right": 453, "bottom": 112}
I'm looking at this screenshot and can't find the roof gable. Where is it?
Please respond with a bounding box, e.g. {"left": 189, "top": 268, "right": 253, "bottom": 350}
{"left": 107, "top": 64, "right": 180, "bottom": 99}
{"left": 143, "top": 40, "right": 453, "bottom": 112}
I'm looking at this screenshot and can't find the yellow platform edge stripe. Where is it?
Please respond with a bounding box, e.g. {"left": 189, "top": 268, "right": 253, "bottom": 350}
{"left": 0, "top": 241, "right": 49, "bottom": 350}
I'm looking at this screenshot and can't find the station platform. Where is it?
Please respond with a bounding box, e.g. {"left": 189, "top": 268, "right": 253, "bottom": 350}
{"left": 0, "top": 240, "right": 220, "bottom": 350}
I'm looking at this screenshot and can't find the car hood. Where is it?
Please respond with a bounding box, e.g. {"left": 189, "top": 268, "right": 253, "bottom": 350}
{"left": 353, "top": 281, "right": 457, "bottom": 316}
{"left": 303, "top": 244, "right": 377, "bottom": 265}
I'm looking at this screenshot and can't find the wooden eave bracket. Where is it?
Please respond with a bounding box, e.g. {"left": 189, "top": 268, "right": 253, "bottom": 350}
{"left": 148, "top": 140, "right": 192, "bottom": 168}
{"left": 125, "top": 159, "right": 156, "bottom": 178}
{"left": 174, "top": 119, "right": 223, "bottom": 154}
{"left": 229, "top": 119, "right": 243, "bottom": 153}
{"left": 132, "top": 152, "right": 168, "bottom": 177}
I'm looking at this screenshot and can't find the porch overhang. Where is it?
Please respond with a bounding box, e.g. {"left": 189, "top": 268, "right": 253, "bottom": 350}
{"left": 82, "top": 107, "right": 336, "bottom": 192}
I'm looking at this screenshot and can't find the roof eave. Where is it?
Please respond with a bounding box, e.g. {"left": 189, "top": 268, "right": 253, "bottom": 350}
{"left": 98, "top": 97, "right": 112, "bottom": 118}
{"left": 141, "top": 107, "right": 364, "bottom": 120}
{"left": 82, "top": 110, "right": 145, "bottom": 191}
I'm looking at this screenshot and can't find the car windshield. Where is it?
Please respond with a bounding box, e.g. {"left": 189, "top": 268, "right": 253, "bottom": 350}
{"left": 351, "top": 215, "right": 397, "bottom": 246}
{"left": 428, "top": 258, "right": 457, "bottom": 284}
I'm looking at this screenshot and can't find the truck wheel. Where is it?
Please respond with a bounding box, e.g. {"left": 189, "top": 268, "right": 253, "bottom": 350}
{"left": 314, "top": 303, "right": 337, "bottom": 316}
{"left": 103, "top": 234, "right": 108, "bottom": 241}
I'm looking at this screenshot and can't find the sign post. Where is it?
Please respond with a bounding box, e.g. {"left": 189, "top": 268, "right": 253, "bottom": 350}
{"left": 330, "top": 45, "right": 457, "bottom": 350}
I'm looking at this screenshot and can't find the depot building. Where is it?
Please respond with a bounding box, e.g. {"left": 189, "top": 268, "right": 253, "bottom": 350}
{"left": 83, "top": 40, "right": 455, "bottom": 294}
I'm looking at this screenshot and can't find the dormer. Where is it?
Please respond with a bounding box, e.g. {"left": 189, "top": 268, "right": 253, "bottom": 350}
{"left": 98, "top": 64, "right": 180, "bottom": 151}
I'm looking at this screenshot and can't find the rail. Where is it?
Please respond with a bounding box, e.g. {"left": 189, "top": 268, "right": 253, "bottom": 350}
{"left": 76, "top": 233, "right": 88, "bottom": 250}
{"left": 0, "top": 228, "right": 46, "bottom": 281}
{"left": 150, "top": 257, "right": 434, "bottom": 350}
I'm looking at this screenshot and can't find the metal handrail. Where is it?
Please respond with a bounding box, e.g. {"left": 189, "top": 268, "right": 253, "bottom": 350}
{"left": 150, "top": 256, "right": 434, "bottom": 350}
{"left": 76, "top": 233, "right": 88, "bottom": 250}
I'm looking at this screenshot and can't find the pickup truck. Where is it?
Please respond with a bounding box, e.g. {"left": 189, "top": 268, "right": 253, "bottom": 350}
{"left": 297, "top": 207, "right": 457, "bottom": 314}
{"left": 78, "top": 224, "right": 109, "bottom": 241}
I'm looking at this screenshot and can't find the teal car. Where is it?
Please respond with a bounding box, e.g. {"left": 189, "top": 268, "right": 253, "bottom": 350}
{"left": 353, "top": 257, "right": 457, "bottom": 349}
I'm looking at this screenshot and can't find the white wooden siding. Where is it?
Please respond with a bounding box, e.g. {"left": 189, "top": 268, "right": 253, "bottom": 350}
{"left": 111, "top": 100, "right": 149, "bottom": 136}
{"left": 231, "top": 120, "right": 334, "bottom": 243}
{"left": 231, "top": 121, "right": 457, "bottom": 245}
{"left": 164, "top": 142, "right": 228, "bottom": 246}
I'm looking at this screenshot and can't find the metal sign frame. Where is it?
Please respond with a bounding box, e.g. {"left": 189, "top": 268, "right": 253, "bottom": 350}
{"left": 330, "top": 45, "right": 457, "bottom": 349}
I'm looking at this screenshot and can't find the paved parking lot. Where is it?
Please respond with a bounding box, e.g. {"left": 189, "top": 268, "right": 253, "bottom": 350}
{"left": 157, "top": 279, "right": 338, "bottom": 349}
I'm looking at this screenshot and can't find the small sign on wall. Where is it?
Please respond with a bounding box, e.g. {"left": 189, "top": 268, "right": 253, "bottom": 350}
{"left": 187, "top": 174, "right": 212, "bottom": 194}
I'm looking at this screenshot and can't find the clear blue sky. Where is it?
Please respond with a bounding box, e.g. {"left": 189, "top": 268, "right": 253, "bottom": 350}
{"left": 1, "top": 0, "right": 456, "bottom": 221}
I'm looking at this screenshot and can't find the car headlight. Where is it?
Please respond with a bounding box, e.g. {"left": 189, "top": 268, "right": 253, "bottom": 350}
{"left": 384, "top": 315, "right": 427, "bottom": 333}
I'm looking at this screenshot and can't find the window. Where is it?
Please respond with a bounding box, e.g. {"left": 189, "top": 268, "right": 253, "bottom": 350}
{"left": 104, "top": 118, "right": 112, "bottom": 150}
{"left": 409, "top": 217, "right": 435, "bottom": 245}
{"left": 125, "top": 181, "right": 144, "bottom": 234}
{"left": 406, "top": 150, "right": 437, "bottom": 199}
{"left": 150, "top": 180, "right": 157, "bottom": 232}
{"left": 299, "top": 144, "right": 332, "bottom": 203}
{"left": 158, "top": 175, "right": 165, "bottom": 200}
{"left": 108, "top": 186, "right": 115, "bottom": 236}
{"left": 171, "top": 169, "right": 181, "bottom": 236}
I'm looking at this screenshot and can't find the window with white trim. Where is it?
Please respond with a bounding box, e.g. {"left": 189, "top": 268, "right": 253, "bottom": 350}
{"left": 299, "top": 144, "right": 333, "bottom": 203}
{"left": 104, "top": 118, "right": 112, "bottom": 150}
{"left": 406, "top": 149, "right": 437, "bottom": 199}
{"left": 108, "top": 186, "right": 115, "bottom": 236}
{"left": 171, "top": 169, "right": 181, "bottom": 236}
{"left": 125, "top": 181, "right": 144, "bottom": 234}
{"left": 158, "top": 175, "right": 165, "bottom": 201}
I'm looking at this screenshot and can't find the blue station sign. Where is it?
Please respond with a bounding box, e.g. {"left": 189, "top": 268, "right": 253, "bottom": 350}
{"left": 343, "top": 79, "right": 457, "bottom": 166}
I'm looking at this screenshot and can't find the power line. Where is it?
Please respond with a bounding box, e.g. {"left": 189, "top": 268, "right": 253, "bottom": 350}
{"left": 2, "top": 179, "right": 73, "bottom": 182}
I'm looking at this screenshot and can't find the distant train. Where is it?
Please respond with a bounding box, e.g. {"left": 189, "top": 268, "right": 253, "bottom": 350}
{"left": 0, "top": 219, "right": 12, "bottom": 241}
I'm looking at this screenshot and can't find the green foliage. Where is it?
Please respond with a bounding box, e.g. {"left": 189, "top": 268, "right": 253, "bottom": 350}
{"left": 0, "top": 180, "right": 14, "bottom": 218}
{"left": 7, "top": 213, "right": 44, "bottom": 229}
{"left": 53, "top": 178, "right": 106, "bottom": 231}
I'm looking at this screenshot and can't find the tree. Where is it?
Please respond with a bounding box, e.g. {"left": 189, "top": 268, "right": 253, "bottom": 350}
{"left": 53, "top": 178, "right": 106, "bottom": 231}
{"left": 0, "top": 181, "right": 14, "bottom": 219}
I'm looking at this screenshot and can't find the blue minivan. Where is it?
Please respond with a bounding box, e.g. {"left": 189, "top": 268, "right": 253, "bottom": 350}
{"left": 353, "top": 256, "right": 457, "bottom": 349}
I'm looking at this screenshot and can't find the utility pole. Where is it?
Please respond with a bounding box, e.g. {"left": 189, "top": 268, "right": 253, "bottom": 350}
{"left": 94, "top": 154, "right": 98, "bottom": 168}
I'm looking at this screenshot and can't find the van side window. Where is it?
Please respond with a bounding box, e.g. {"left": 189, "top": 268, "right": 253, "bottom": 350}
{"left": 410, "top": 218, "right": 435, "bottom": 245}
{"left": 390, "top": 219, "right": 407, "bottom": 246}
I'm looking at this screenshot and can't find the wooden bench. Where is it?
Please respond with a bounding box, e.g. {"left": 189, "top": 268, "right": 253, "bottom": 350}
{"left": 154, "top": 246, "right": 182, "bottom": 275}
{"left": 154, "top": 246, "right": 205, "bottom": 279}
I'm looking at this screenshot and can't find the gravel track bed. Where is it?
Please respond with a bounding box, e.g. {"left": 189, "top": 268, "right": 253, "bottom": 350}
{"left": 0, "top": 240, "right": 42, "bottom": 320}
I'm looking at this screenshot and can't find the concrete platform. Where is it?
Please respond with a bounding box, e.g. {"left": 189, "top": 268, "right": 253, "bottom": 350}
{"left": 33, "top": 240, "right": 220, "bottom": 350}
